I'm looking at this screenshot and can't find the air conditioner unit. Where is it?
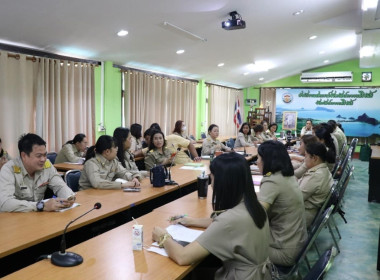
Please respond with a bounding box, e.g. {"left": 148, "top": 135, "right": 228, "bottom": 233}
{"left": 300, "top": 71, "right": 353, "bottom": 83}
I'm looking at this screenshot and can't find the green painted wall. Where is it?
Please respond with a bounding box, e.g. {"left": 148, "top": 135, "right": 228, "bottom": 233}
{"left": 94, "top": 66, "right": 103, "bottom": 141}
{"left": 196, "top": 80, "right": 207, "bottom": 139}
{"left": 94, "top": 61, "right": 122, "bottom": 140}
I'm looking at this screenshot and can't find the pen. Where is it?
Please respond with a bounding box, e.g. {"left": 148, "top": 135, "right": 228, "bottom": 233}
{"left": 169, "top": 214, "right": 187, "bottom": 222}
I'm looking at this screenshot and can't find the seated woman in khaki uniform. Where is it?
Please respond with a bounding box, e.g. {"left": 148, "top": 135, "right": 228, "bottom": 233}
{"left": 201, "top": 124, "right": 232, "bottom": 156}
{"left": 252, "top": 124, "right": 265, "bottom": 143}
{"left": 79, "top": 135, "right": 140, "bottom": 190}
{"left": 144, "top": 130, "right": 175, "bottom": 170}
{"left": 290, "top": 135, "right": 319, "bottom": 178}
{"left": 234, "top": 122, "right": 256, "bottom": 148}
{"left": 152, "top": 153, "right": 273, "bottom": 280}
{"left": 55, "top": 133, "right": 87, "bottom": 164}
{"left": 267, "top": 123, "right": 278, "bottom": 140}
{"left": 298, "top": 142, "right": 334, "bottom": 228}
{"left": 129, "top": 123, "right": 143, "bottom": 155}
{"left": 113, "top": 127, "right": 147, "bottom": 181}
{"left": 257, "top": 141, "right": 307, "bottom": 267}
{"left": 260, "top": 121, "right": 272, "bottom": 141}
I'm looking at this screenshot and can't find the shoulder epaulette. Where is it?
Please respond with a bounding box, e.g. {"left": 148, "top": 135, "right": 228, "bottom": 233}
{"left": 264, "top": 172, "right": 272, "bottom": 177}
{"left": 44, "top": 161, "right": 52, "bottom": 169}
{"left": 13, "top": 165, "right": 21, "bottom": 173}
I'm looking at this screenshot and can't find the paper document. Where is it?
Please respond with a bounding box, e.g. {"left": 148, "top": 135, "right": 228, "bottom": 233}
{"left": 166, "top": 224, "right": 204, "bottom": 243}
{"left": 56, "top": 203, "right": 80, "bottom": 212}
{"left": 180, "top": 166, "right": 206, "bottom": 171}
{"left": 147, "top": 224, "right": 204, "bottom": 257}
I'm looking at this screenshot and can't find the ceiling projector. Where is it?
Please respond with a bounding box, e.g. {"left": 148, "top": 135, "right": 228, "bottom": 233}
{"left": 222, "top": 11, "right": 246, "bottom": 30}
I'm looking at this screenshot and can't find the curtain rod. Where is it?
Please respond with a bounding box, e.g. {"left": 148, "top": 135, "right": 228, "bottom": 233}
{"left": 205, "top": 82, "right": 243, "bottom": 91}
{"left": 114, "top": 64, "right": 199, "bottom": 83}
{"left": 0, "top": 43, "right": 101, "bottom": 65}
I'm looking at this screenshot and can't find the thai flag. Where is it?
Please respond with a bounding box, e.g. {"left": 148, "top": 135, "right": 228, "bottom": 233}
{"left": 234, "top": 99, "right": 242, "bottom": 128}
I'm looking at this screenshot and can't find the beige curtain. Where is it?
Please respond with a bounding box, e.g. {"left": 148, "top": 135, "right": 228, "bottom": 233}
{"left": 123, "top": 70, "right": 197, "bottom": 137}
{"left": 36, "top": 59, "right": 95, "bottom": 152}
{"left": 0, "top": 52, "right": 37, "bottom": 156}
{"left": 0, "top": 51, "right": 95, "bottom": 156}
{"left": 208, "top": 85, "right": 244, "bottom": 136}
{"left": 260, "top": 87, "right": 276, "bottom": 122}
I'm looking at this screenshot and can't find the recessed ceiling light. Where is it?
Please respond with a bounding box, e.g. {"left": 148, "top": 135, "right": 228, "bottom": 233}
{"left": 176, "top": 49, "right": 185, "bottom": 54}
{"left": 319, "top": 50, "right": 325, "bottom": 55}
{"left": 243, "top": 72, "right": 249, "bottom": 76}
{"left": 117, "top": 30, "right": 128, "bottom": 37}
{"left": 292, "top": 10, "right": 304, "bottom": 16}
{"left": 259, "top": 77, "right": 264, "bottom": 81}
{"left": 309, "top": 35, "right": 317, "bottom": 40}
{"left": 218, "top": 63, "right": 224, "bottom": 67}
{"left": 323, "top": 60, "right": 329, "bottom": 63}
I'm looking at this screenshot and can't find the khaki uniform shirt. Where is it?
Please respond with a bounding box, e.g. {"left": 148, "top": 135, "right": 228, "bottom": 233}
{"left": 258, "top": 172, "right": 307, "bottom": 265}
{"left": 298, "top": 163, "right": 333, "bottom": 227}
{"left": 300, "top": 126, "right": 313, "bottom": 137}
{"left": 122, "top": 151, "right": 145, "bottom": 180}
{"left": 130, "top": 136, "right": 143, "bottom": 152}
{"left": 0, "top": 157, "right": 74, "bottom": 212}
{"left": 55, "top": 143, "right": 83, "bottom": 163}
{"left": 234, "top": 132, "right": 255, "bottom": 148}
{"left": 332, "top": 128, "right": 345, "bottom": 154}
{"left": 294, "top": 162, "right": 308, "bottom": 179}
{"left": 79, "top": 154, "right": 133, "bottom": 190}
{"left": 144, "top": 147, "right": 172, "bottom": 171}
{"left": 201, "top": 136, "right": 231, "bottom": 156}
{"left": 197, "top": 201, "right": 272, "bottom": 280}
{"left": 166, "top": 134, "right": 192, "bottom": 164}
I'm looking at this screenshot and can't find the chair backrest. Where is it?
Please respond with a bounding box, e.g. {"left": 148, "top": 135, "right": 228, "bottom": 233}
{"left": 64, "top": 170, "right": 81, "bottom": 192}
{"left": 334, "top": 165, "right": 354, "bottom": 209}
{"left": 334, "top": 146, "right": 353, "bottom": 180}
{"left": 308, "top": 181, "right": 338, "bottom": 231}
{"left": 189, "top": 135, "right": 196, "bottom": 141}
{"left": 303, "top": 246, "right": 337, "bottom": 280}
{"left": 47, "top": 152, "right": 58, "bottom": 164}
{"left": 200, "top": 132, "right": 207, "bottom": 139}
{"left": 337, "top": 142, "right": 347, "bottom": 161}
{"left": 296, "top": 206, "right": 334, "bottom": 265}
{"left": 226, "top": 138, "right": 235, "bottom": 148}
{"left": 349, "top": 138, "right": 358, "bottom": 159}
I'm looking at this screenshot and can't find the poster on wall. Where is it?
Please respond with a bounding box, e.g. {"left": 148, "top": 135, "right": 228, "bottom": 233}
{"left": 282, "top": 111, "right": 298, "bottom": 130}
{"left": 276, "top": 88, "right": 380, "bottom": 137}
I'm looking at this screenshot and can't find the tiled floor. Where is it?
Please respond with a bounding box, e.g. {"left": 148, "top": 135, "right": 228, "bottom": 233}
{"left": 299, "top": 159, "right": 380, "bottom": 279}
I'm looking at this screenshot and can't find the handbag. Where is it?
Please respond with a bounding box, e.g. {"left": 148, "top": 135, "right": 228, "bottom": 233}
{"left": 150, "top": 165, "right": 168, "bottom": 187}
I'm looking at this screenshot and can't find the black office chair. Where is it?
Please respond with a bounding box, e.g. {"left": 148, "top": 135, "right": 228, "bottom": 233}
{"left": 64, "top": 170, "right": 81, "bottom": 192}
{"left": 303, "top": 246, "right": 337, "bottom": 280}
{"left": 226, "top": 138, "right": 235, "bottom": 148}
{"left": 47, "top": 152, "right": 58, "bottom": 164}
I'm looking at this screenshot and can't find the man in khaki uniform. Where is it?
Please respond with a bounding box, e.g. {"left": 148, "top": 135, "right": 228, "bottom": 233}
{"left": 0, "top": 134, "right": 75, "bottom": 212}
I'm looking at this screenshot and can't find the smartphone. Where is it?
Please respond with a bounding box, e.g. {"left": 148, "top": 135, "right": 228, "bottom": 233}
{"left": 67, "top": 194, "right": 76, "bottom": 201}
{"left": 123, "top": 188, "right": 141, "bottom": 192}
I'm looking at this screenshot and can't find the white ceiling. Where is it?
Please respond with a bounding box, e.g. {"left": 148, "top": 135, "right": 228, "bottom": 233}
{"left": 0, "top": 0, "right": 376, "bottom": 88}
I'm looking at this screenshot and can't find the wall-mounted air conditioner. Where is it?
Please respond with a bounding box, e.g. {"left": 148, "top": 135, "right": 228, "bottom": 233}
{"left": 300, "top": 71, "right": 353, "bottom": 83}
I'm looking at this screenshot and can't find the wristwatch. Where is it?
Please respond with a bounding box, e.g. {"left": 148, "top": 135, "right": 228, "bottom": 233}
{"left": 36, "top": 200, "right": 44, "bottom": 212}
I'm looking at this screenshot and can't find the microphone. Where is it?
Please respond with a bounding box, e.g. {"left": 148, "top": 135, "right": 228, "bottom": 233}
{"left": 50, "top": 202, "right": 102, "bottom": 267}
{"left": 166, "top": 146, "right": 181, "bottom": 185}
